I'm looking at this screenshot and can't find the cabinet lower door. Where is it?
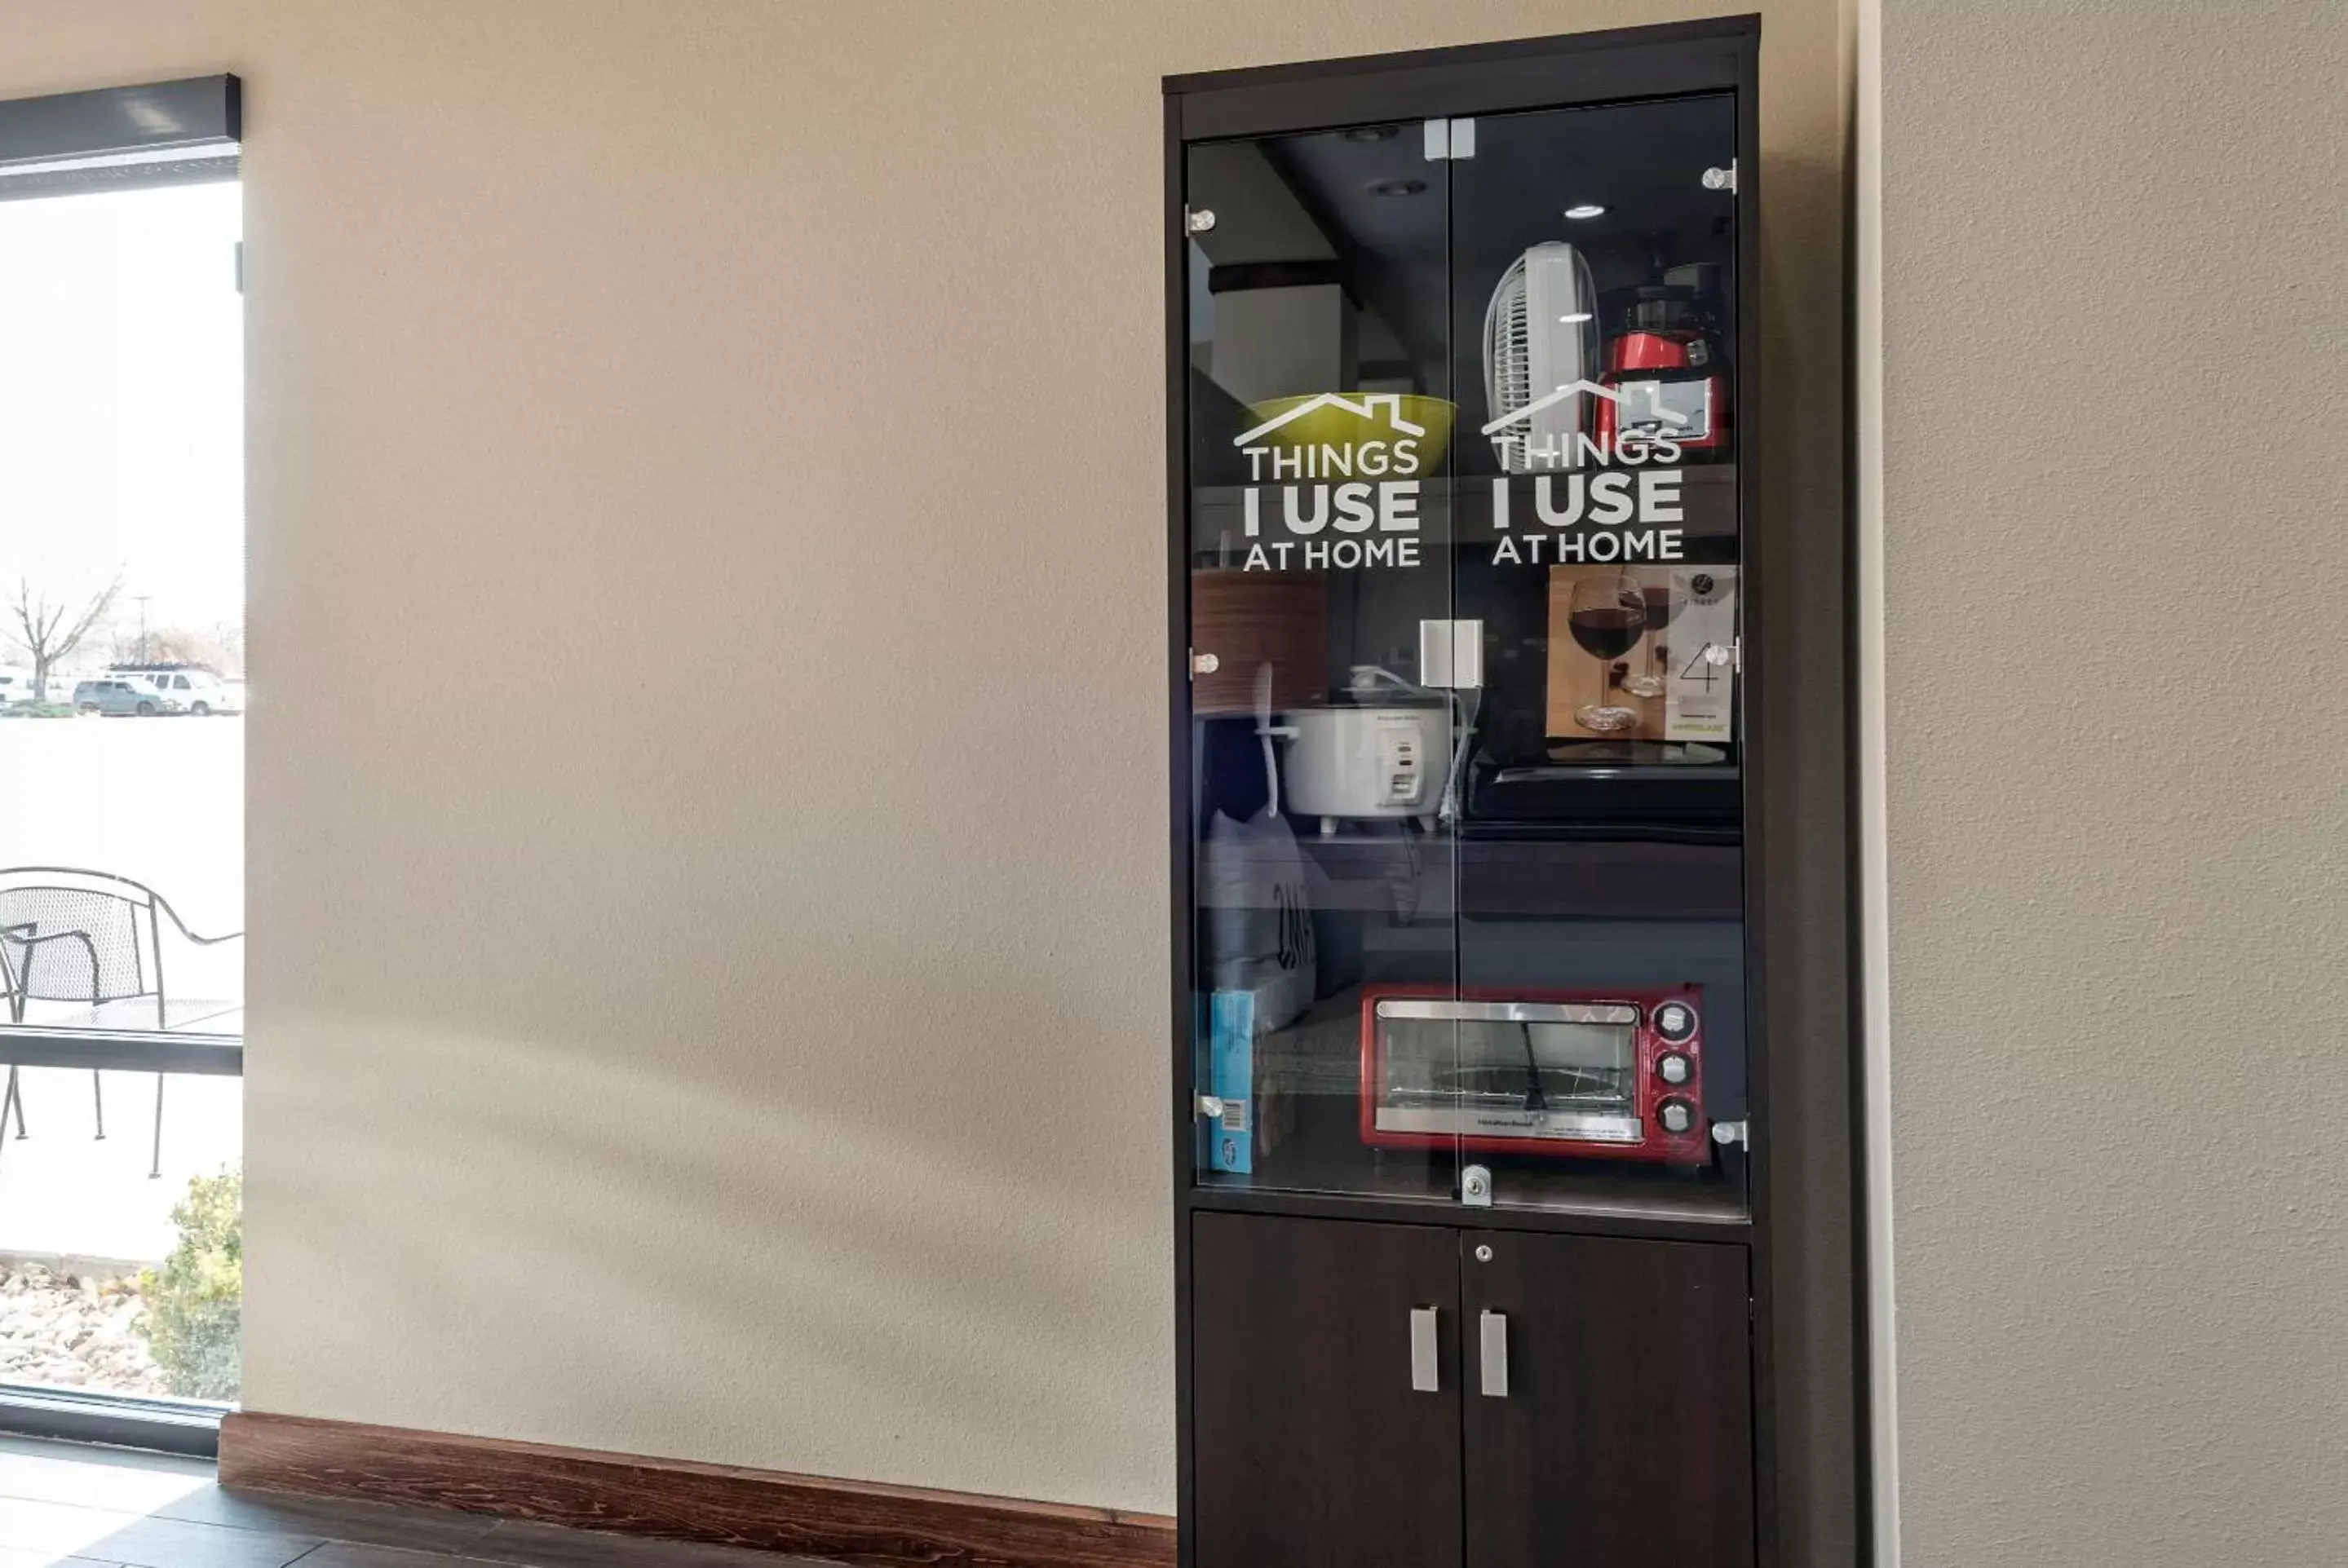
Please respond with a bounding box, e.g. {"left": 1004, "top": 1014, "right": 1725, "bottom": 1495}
{"left": 1461, "top": 1232, "right": 1754, "bottom": 1568}
{"left": 1192, "top": 1212, "right": 1463, "bottom": 1568}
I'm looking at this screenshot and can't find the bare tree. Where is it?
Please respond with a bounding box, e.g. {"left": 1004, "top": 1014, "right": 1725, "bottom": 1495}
{"left": 206, "top": 617, "right": 246, "bottom": 679}
{"left": 7, "top": 571, "right": 124, "bottom": 701}
{"left": 108, "top": 621, "right": 241, "bottom": 674}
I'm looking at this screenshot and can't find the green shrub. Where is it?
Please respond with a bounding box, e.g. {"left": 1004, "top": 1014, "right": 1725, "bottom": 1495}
{"left": 136, "top": 1168, "right": 241, "bottom": 1401}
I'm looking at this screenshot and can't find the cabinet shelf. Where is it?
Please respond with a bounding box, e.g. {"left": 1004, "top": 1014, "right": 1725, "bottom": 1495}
{"left": 1200, "top": 827, "right": 1744, "bottom": 921}
{"left": 1186, "top": 476, "right": 1742, "bottom": 570}
{"left": 1188, "top": 1177, "right": 1751, "bottom": 1244}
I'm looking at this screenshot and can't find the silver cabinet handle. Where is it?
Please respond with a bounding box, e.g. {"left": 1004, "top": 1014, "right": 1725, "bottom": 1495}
{"left": 1479, "top": 1310, "right": 1509, "bottom": 1398}
{"left": 1409, "top": 1306, "right": 1439, "bottom": 1393}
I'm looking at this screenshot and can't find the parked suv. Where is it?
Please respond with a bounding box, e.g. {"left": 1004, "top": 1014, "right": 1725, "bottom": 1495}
{"left": 105, "top": 665, "right": 241, "bottom": 715}
{"left": 73, "top": 678, "right": 182, "bottom": 717}
{"left": 139, "top": 669, "right": 240, "bottom": 715}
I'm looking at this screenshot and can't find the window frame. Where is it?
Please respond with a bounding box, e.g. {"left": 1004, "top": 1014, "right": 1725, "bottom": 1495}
{"left": 0, "top": 73, "right": 244, "bottom": 1457}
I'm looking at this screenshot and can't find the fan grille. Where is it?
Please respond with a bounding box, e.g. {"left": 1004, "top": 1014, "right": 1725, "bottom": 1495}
{"left": 1484, "top": 254, "right": 1533, "bottom": 472}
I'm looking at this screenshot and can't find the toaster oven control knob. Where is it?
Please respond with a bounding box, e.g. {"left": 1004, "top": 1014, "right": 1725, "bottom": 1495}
{"left": 1653, "top": 1001, "right": 1698, "bottom": 1044}
{"left": 1657, "top": 1052, "right": 1692, "bottom": 1086}
{"left": 1658, "top": 1098, "right": 1696, "bottom": 1137}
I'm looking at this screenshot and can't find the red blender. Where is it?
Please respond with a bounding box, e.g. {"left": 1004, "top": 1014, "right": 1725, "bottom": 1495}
{"left": 1596, "top": 282, "right": 1730, "bottom": 453}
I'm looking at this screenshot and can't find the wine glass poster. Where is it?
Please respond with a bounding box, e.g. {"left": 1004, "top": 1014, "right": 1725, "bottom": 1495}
{"left": 1542, "top": 565, "right": 1737, "bottom": 744}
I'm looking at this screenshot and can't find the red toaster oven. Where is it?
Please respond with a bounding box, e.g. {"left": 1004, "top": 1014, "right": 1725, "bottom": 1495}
{"left": 1357, "top": 986, "right": 1709, "bottom": 1164}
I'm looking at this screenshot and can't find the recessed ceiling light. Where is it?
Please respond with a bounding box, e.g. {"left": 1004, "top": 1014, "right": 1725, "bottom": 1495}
{"left": 1369, "top": 178, "right": 1426, "bottom": 197}
{"left": 1559, "top": 312, "right": 1593, "bottom": 324}
{"left": 1563, "top": 203, "right": 1607, "bottom": 219}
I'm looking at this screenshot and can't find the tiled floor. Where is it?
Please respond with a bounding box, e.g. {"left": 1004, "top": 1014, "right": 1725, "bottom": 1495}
{"left": 0, "top": 1437, "right": 835, "bottom": 1567}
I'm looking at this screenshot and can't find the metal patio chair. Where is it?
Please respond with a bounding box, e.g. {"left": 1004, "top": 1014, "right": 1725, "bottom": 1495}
{"left": 0, "top": 868, "right": 243, "bottom": 1178}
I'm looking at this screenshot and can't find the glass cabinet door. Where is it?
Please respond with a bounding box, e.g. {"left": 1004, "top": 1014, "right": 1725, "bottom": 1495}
{"left": 1448, "top": 95, "right": 1747, "bottom": 1216}
{"left": 1185, "top": 121, "right": 1463, "bottom": 1202}
{"left": 1184, "top": 93, "right": 1749, "bottom": 1218}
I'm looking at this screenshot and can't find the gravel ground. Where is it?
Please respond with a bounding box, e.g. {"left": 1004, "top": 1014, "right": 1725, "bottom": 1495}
{"left": 0, "top": 1263, "right": 166, "bottom": 1396}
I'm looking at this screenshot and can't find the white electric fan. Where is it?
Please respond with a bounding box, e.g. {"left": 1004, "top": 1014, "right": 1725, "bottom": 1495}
{"left": 1483, "top": 241, "right": 1600, "bottom": 472}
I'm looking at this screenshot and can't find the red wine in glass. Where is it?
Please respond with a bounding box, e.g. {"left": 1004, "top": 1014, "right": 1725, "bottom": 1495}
{"left": 1565, "top": 575, "right": 1646, "bottom": 732}
{"left": 1567, "top": 605, "right": 1643, "bottom": 661}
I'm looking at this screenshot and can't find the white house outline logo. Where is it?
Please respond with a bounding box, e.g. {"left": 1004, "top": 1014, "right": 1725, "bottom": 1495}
{"left": 1479, "top": 379, "right": 1690, "bottom": 435}
{"left": 1233, "top": 392, "right": 1426, "bottom": 448}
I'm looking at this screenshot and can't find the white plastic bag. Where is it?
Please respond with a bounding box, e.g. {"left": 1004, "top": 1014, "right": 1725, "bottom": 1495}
{"left": 1200, "top": 807, "right": 1316, "bottom": 1035}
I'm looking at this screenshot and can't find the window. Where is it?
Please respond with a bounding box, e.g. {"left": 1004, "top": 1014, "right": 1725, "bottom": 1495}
{"left": 0, "top": 77, "right": 243, "bottom": 1445}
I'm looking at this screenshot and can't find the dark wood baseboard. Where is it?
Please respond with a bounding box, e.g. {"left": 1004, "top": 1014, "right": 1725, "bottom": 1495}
{"left": 219, "top": 1411, "right": 1175, "bottom": 1568}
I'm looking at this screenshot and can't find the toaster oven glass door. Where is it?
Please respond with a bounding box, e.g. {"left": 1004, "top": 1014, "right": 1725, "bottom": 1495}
{"left": 1372, "top": 1000, "right": 1641, "bottom": 1146}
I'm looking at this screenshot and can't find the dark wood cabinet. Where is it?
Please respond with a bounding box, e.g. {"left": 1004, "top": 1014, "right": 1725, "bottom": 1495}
{"left": 1192, "top": 1214, "right": 1751, "bottom": 1568}
{"left": 1170, "top": 20, "right": 1858, "bottom": 1568}
{"left": 1191, "top": 1213, "right": 1463, "bottom": 1568}
{"left": 1462, "top": 1231, "right": 1755, "bottom": 1568}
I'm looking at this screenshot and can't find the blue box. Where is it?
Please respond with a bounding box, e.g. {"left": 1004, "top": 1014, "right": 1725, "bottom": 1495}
{"left": 1206, "top": 990, "right": 1255, "bottom": 1174}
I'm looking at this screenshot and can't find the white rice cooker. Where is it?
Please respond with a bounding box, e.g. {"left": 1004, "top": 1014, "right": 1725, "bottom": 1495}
{"left": 1279, "top": 700, "right": 1451, "bottom": 833}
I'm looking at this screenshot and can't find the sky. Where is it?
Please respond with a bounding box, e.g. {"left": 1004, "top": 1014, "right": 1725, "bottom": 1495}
{"left": 0, "top": 178, "right": 244, "bottom": 668}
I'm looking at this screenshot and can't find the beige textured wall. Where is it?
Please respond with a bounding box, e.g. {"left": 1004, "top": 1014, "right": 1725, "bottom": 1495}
{"left": 1879, "top": 2, "right": 2348, "bottom": 1563}
{"left": 6, "top": 0, "right": 1845, "bottom": 1514}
